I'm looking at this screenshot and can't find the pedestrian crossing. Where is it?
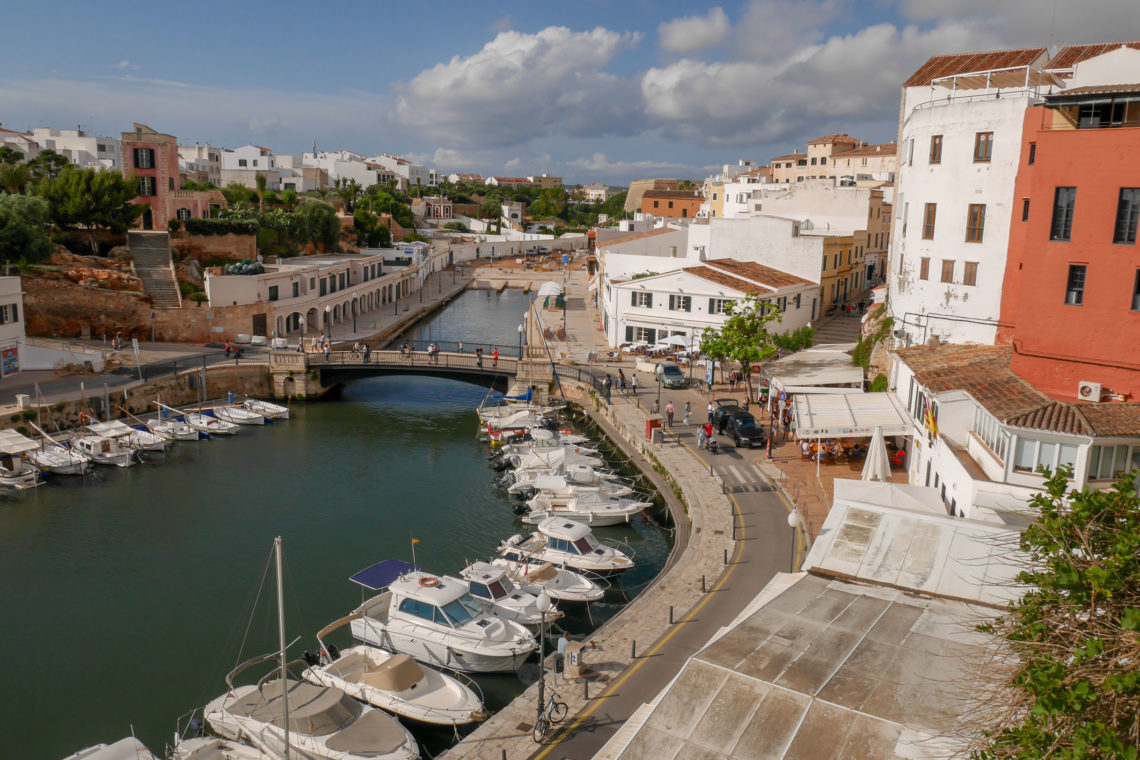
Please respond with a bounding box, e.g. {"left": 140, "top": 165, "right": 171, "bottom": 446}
{"left": 713, "top": 463, "right": 774, "bottom": 493}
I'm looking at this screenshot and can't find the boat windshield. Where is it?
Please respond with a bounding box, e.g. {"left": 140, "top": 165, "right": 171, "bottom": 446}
{"left": 440, "top": 595, "right": 479, "bottom": 626}
{"left": 573, "top": 536, "right": 596, "bottom": 554}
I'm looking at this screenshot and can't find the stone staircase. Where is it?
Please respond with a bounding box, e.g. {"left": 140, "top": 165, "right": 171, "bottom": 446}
{"left": 812, "top": 313, "right": 863, "bottom": 346}
{"left": 128, "top": 231, "right": 182, "bottom": 308}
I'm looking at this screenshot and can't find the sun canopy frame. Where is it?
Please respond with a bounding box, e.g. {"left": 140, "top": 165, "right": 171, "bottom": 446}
{"left": 350, "top": 559, "right": 418, "bottom": 591}
{"left": 794, "top": 392, "right": 915, "bottom": 439}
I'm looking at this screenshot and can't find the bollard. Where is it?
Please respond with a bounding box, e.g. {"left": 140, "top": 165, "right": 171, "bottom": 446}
{"left": 631, "top": 640, "right": 637, "bottom": 659}
{"left": 724, "top": 548, "right": 728, "bottom": 565}
{"left": 709, "top": 461, "right": 713, "bottom": 476}
{"left": 733, "top": 521, "right": 736, "bottom": 540}
{"left": 584, "top": 679, "right": 589, "bottom": 700}
{"left": 669, "top": 606, "right": 674, "bottom": 624}
{"left": 701, "top": 574, "right": 706, "bottom": 593}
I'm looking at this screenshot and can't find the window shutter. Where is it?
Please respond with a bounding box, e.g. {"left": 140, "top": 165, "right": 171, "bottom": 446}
{"left": 631, "top": 292, "right": 637, "bottom": 306}
{"left": 685, "top": 298, "right": 691, "bottom": 312}
{"left": 709, "top": 298, "right": 715, "bottom": 313}
{"left": 133, "top": 148, "right": 140, "bottom": 168}
{"left": 625, "top": 326, "right": 633, "bottom": 342}
{"left": 11, "top": 304, "right": 17, "bottom": 322}
{"left": 646, "top": 294, "right": 652, "bottom": 308}
{"left": 647, "top": 328, "right": 656, "bottom": 344}
{"left": 668, "top": 295, "right": 675, "bottom": 310}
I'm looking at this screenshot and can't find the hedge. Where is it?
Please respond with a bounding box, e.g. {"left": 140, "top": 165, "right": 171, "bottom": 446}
{"left": 184, "top": 218, "right": 258, "bottom": 236}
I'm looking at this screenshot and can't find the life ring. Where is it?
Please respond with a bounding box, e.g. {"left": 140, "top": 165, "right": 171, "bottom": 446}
{"left": 419, "top": 576, "right": 440, "bottom": 588}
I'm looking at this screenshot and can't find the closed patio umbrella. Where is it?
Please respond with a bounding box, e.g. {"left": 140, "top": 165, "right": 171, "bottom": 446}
{"left": 861, "top": 425, "right": 891, "bottom": 482}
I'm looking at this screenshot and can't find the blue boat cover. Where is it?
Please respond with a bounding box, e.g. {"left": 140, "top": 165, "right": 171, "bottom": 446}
{"left": 349, "top": 559, "right": 418, "bottom": 591}
{"left": 494, "top": 388, "right": 532, "bottom": 402}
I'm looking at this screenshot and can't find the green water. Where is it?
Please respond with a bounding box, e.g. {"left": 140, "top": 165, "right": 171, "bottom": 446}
{"left": 0, "top": 289, "right": 669, "bottom": 760}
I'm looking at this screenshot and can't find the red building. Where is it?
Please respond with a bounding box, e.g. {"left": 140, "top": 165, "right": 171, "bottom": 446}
{"left": 998, "top": 44, "right": 1140, "bottom": 402}
{"left": 120, "top": 123, "right": 220, "bottom": 230}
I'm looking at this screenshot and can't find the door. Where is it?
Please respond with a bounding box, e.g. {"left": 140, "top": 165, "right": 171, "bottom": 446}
{"left": 251, "top": 313, "right": 268, "bottom": 337}
{"left": 141, "top": 209, "right": 153, "bottom": 230}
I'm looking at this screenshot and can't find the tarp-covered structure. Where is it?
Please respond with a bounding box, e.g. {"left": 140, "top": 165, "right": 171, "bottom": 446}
{"left": 794, "top": 392, "right": 914, "bottom": 439}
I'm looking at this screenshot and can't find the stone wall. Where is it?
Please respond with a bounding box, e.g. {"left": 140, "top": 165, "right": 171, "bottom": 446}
{"left": 172, "top": 233, "right": 256, "bottom": 264}
{"left": 23, "top": 277, "right": 152, "bottom": 339}
{"left": 152, "top": 301, "right": 274, "bottom": 343}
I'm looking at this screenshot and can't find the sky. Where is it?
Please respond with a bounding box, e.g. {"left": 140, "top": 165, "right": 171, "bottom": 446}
{"left": 0, "top": 0, "right": 1136, "bottom": 185}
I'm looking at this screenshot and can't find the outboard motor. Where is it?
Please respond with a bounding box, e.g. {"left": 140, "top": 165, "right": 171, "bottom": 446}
{"left": 512, "top": 502, "right": 530, "bottom": 516}
{"left": 303, "top": 650, "right": 321, "bottom": 666}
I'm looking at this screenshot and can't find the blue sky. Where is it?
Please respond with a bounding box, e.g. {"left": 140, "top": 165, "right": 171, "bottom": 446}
{"left": 0, "top": 0, "right": 1134, "bottom": 184}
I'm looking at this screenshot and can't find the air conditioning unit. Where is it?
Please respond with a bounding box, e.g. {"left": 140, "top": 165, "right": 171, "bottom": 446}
{"left": 1078, "top": 381, "right": 1103, "bottom": 402}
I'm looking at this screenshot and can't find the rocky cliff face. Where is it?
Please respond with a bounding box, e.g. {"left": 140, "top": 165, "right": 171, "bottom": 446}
{"left": 23, "top": 277, "right": 152, "bottom": 339}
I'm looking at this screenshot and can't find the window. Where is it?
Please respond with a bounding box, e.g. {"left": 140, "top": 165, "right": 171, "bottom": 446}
{"left": 138, "top": 176, "right": 155, "bottom": 196}
{"left": 821, "top": 255, "right": 827, "bottom": 272}
{"left": 941, "top": 260, "right": 955, "bottom": 283}
{"left": 908, "top": 139, "right": 914, "bottom": 166}
{"left": 1133, "top": 271, "right": 1140, "bottom": 311}
{"left": 929, "top": 134, "right": 943, "bottom": 164}
{"left": 238, "top": 159, "right": 248, "bottom": 167}
{"left": 1027, "top": 142, "right": 1036, "bottom": 165}
{"left": 319, "top": 278, "right": 327, "bottom": 296}
{"left": 668, "top": 201, "right": 673, "bottom": 209}
{"left": 292, "top": 281, "right": 299, "bottom": 298}
{"left": 267, "top": 285, "right": 279, "bottom": 302}
{"left": 794, "top": 293, "right": 801, "bottom": 309}
{"left": 339, "top": 272, "right": 347, "bottom": 289}
{"left": 1088, "top": 444, "right": 1138, "bottom": 481}
{"left": 820, "top": 156, "right": 826, "bottom": 165}
{"left": 1065, "top": 264, "right": 1086, "bottom": 305}
{"left": 1114, "top": 188, "right": 1139, "bottom": 244}
{"left": 252, "top": 160, "right": 258, "bottom": 168}
{"left": 0, "top": 304, "right": 16, "bottom": 325}
{"left": 902, "top": 201, "right": 908, "bottom": 236}
{"left": 632, "top": 326, "right": 656, "bottom": 343}
{"left": 1013, "top": 437, "right": 1036, "bottom": 472}
{"left": 1050, "top": 187, "right": 1076, "bottom": 241}
{"left": 631, "top": 292, "right": 652, "bottom": 308}
{"left": 966, "top": 204, "right": 986, "bottom": 242}
{"left": 133, "top": 148, "right": 154, "bottom": 169}
{"left": 810, "top": 157, "right": 817, "bottom": 165}
{"left": 922, "top": 203, "right": 936, "bottom": 239}
{"left": 653, "top": 201, "right": 659, "bottom": 208}
{"left": 973, "top": 408, "right": 1009, "bottom": 462}
{"left": 898, "top": 254, "right": 905, "bottom": 276}
{"left": 168, "top": 177, "right": 174, "bottom": 191}
{"left": 1022, "top": 198, "right": 1030, "bottom": 222}
{"left": 963, "top": 262, "right": 978, "bottom": 287}
{"left": 668, "top": 295, "right": 691, "bottom": 312}
{"left": 175, "top": 208, "right": 190, "bottom": 222}
{"left": 709, "top": 298, "right": 733, "bottom": 315}
{"left": 973, "top": 131, "right": 993, "bottom": 162}
{"left": 919, "top": 257, "right": 930, "bottom": 280}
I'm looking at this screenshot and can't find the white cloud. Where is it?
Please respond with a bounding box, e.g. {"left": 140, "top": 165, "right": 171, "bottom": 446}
{"left": 504, "top": 157, "right": 521, "bottom": 169}
{"left": 393, "top": 26, "right": 644, "bottom": 148}
{"left": 493, "top": 15, "right": 512, "bottom": 32}
{"left": 566, "top": 152, "right": 709, "bottom": 174}
{"left": 658, "top": 8, "right": 730, "bottom": 53}
{"left": 896, "top": 0, "right": 1140, "bottom": 45}
{"left": 112, "top": 60, "right": 138, "bottom": 71}
{"left": 732, "top": 0, "right": 844, "bottom": 61}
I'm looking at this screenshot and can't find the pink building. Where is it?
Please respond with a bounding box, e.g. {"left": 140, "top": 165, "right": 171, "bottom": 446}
{"left": 120, "top": 123, "right": 219, "bottom": 229}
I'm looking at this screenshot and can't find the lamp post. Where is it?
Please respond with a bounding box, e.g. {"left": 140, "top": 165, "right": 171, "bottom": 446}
{"left": 657, "top": 374, "right": 663, "bottom": 408}
{"left": 536, "top": 590, "right": 551, "bottom": 724}
{"left": 517, "top": 323, "right": 525, "bottom": 359}
{"left": 787, "top": 509, "right": 809, "bottom": 572}
{"left": 324, "top": 304, "right": 331, "bottom": 344}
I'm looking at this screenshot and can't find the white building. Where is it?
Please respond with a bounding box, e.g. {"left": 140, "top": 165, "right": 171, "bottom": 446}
{"left": 220, "top": 145, "right": 281, "bottom": 190}
{"left": 0, "top": 125, "right": 38, "bottom": 162}
{"left": 602, "top": 259, "right": 817, "bottom": 348}
{"left": 0, "top": 278, "right": 24, "bottom": 377}
{"left": 582, "top": 183, "right": 613, "bottom": 202}
{"left": 28, "top": 127, "right": 120, "bottom": 171}
{"left": 178, "top": 143, "right": 221, "bottom": 186}
{"left": 889, "top": 342, "right": 1140, "bottom": 519}
{"left": 887, "top": 47, "right": 1055, "bottom": 346}
{"left": 367, "top": 154, "right": 430, "bottom": 190}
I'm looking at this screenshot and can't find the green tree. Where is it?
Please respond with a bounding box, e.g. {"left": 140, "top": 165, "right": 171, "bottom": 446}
{"left": 478, "top": 198, "right": 500, "bottom": 219}
{"left": 255, "top": 172, "right": 268, "bottom": 212}
{"left": 37, "top": 167, "right": 145, "bottom": 254}
{"left": 699, "top": 294, "right": 784, "bottom": 398}
{"left": 0, "top": 146, "right": 23, "bottom": 166}
{"left": 294, "top": 199, "right": 339, "bottom": 251}
{"left": 0, "top": 163, "right": 31, "bottom": 194}
{"left": 282, "top": 188, "right": 297, "bottom": 210}
{"left": 27, "top": 149, "right": 70, "bottom": 182}
{"left": 972, "top": 467, "right": 1140, "bottom": 760}
{"left": 0, "top": 194, "right": 54, "bottom": 263}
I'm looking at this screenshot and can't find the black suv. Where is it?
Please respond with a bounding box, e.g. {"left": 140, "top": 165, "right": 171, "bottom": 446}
{"left": 711, "top": 398, "right": 740, "bottom": 431}
{"left": 723, "top": 411, "right": 764, "bottom": 448}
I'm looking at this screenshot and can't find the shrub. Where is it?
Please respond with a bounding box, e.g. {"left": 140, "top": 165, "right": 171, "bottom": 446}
{"left": 184, "top": 218, "right": 258, "bottom": 236}
{"left": 178, "top": 281, "right": 201, "bottom": 296}
{"left": 189, "top": 292, "right": 209, "bottom": 302}
{"left": 167, "top": 219, "right": 182, "bottom": 233}
{"left": 773, "top": 325, "right": 815, "bottom": 352}
{"left": 870, "top": 373, "right": 889, "bottom": 392}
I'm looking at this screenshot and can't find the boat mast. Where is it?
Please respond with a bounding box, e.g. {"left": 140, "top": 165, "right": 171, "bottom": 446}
{"left": 275, "top": 536, "right": 290, "bottom": 759}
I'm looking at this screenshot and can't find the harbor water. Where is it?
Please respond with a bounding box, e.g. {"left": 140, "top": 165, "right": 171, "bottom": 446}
{"left": 0, "top": 288, "right": 670, "bottom": 760}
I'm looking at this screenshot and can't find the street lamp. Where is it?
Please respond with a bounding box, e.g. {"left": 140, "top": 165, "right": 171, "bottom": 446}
{"left": 517, "top": 323, "right": 525, "bottom": 359}
{"left": 324, "top": 305, "right": 332, "bottom": 344}
{"left": 787, "top": 509, "right": 808, "bottom": 572}
{"left": 535, "top": 590, "right": 552, "bottom": 726}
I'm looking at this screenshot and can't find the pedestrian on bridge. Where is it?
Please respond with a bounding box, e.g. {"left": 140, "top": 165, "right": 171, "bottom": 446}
{"left": 363, "top": 344, "right": 372, "bottom": 363}
{"left": 492, "top": 348, "right": 499, "bottom": 368}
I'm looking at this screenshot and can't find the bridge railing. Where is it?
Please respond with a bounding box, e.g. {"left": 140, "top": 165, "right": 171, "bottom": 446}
{"left": 394, "top": 339, "right": 522, "bottom": 358}
{"left": 310, "top": 350, "right": 520, "bottom": 374}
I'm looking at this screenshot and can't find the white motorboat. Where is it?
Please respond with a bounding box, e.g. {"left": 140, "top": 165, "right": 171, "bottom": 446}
{"left": 185, "top": 412, "right": 238, "bottom": 436}
{"left": 244, "top": 398, "right": 290, "bottom": 420}
{"left": 498, "top": 518, "right": 635, "bottom": 576}
{"left": 499, "top": 462, "right": 623, "bottom": 491}
{"left": 459, "top": 561, "right": 564, "bottom": 628}
{"left": 150, "top": 418, "right": 200, "bottom": 441}
{"left": 494, "top": 429, "right": 599, "bottom": 458}
{"left": 0, "top": 430, "right": 44, "bottom": 488}
{"left": 26, "top": 423, "right": 91, "bottom": 474}
{"left": 508, "top": 473, "right": 635, "bottom": 498}
{"left": 62, "top": 737, "right": 160, "bottom": 760}
{"left": 71, "top": 434, "right": 135, "bottom": 468}
{"left": 170, "top": 736, "right": 266, "bottom": 760}
{"left": 302, "top": 615, "right": 485, "bottom": 727}
{"left": 506, "top": 447, "right": 603, "bottom": 472}
{"left": 477, "top": 384, "right": 560, "bottom": 426}
{"left": 490, "top": 558, "right": 606, "bottom": 604}
{"left": 522, "top": 491, "right": 651, "bottom": 527}
{"left": 88, "top": 420, "right": 169, "bottom": 453}
{"left": 203, "top": 538, "right": 420, "bottom": 760}
{"left": 213, "top": 406, "right": 265, "bottom": 425}
{"left": 348, "top": 559, "right": 536, "bottom": 674}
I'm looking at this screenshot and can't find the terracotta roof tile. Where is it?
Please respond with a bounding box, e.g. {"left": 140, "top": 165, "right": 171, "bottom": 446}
{"left": 833, "top": 142, "right": 897, "bottom": 158}
{"left": 769, "top": 153, "right": 803, "bottom": 162}
{"left": 903, "top": 48, "right": 1046, "bottom": 87}
{"left": 895, "top": 343, "right": 1140, "bottom": 436}
{"left": 703, "top": 259, "right": 816, "bottom": 289}
{"left": 806, "top": 133, "right": 863, "bottom": 145}
{"left": 683, "top": 266, "right": 772, "bottom": 295}
{"left": 1048, "top": 41, "right": 1140, "bottom": 69}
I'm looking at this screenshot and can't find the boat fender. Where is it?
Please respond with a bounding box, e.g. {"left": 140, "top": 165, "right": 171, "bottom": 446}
{"left": 419, "top": 576, "right": 440, "bottom": 588}
{"left": 505, "top": 534, "right": 522, "bottom": 546}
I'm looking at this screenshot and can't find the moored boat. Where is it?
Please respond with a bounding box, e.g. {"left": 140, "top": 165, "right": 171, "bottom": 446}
{"left": 458, "top": 561, "right": 563, "bottom": 628}
{"left": 71, "top": 434, "right": 135, "bottom": 468}
{"left": 185, "top": 412, "right": 238, "bottom": 436}
{"left": 498, "top": 517, "right": 635, "bottom": 576}
{"left": 489, "top": 557, "right": 606, "bottom": 604}
{"left": 244, "top": 398, "right": 290, "bottom": 420}
{"left": 213, "top": 406, "right": 265, "bottom": 425}
{"left": 521, "top": 491, "right": 651, "bottom": 527}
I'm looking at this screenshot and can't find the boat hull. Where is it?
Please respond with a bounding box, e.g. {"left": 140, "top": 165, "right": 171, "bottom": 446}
{"left": 350, "top": 617, "right": 532, "bottom": 674}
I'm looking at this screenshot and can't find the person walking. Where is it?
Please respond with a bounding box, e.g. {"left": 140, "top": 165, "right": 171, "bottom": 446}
{"left": 617, "top": 369, "right": 626, "bottom": 394}
{"left": 631, "top": 374, "right": 638, "bottom": 395}
{"left": 665, "top": 400, "right": 675, "bottom": 427}
{"left": 651, "top": 399, "right": 659, "bottom": 415}
{"left": 363, "top": 344, "right": 371, "bottom": 364}
{"left": 697, "top": 423, "right": 707, "bottom": 450}
{"left": 703, "top": 422, "right": 714, "bottom": 450}
{"left": 602, "top": 375, "right": 612, "bottom": 403}
{"left": 683, "top": 401, "right": 691, "bottom": 426}
{"left": 476, "top": 347, "right": 483, "bottom": 367}
{"left": 492, "top": 348, "right": 499, "bottom": 368}
{"left": 707, "top": 401, "right": 714, "bottom": 424}
{"left": 457, "top": 340, "right": 464, "bottom": 353}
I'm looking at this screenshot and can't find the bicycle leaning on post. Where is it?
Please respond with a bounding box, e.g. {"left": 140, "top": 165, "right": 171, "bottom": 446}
{"left": 532, "top": 688, "right": 568, "bottom": 742}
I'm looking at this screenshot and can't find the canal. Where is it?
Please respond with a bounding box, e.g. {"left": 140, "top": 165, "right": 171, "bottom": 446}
{"left": 0, "top": 288, "right": 670, "bottom": 760}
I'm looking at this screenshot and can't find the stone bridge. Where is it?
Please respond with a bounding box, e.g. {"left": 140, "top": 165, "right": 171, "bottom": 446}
{"left": 267, "top": 349, "right": 524, "bottom": 396}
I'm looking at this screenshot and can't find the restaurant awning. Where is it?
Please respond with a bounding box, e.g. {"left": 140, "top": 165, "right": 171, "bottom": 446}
{"left": 794, "top": 392, "right": 915, "bottom": 439}
{"left": 764, "top": 348, "right": 864, "bottom": 392}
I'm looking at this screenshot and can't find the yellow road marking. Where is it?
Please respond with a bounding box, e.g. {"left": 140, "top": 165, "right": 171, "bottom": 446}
{"left": 533, "top": 440, "right": 746, "bottom": 759}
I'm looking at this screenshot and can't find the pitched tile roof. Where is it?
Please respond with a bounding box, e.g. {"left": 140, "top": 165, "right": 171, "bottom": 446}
{"left": 642, "top": 189, "right": 703, "bottom": 199}
{"left": 806, "top": 133, "right": 863, "bottom": 145}
{"left": 683, "top": 266, "right": 772, "bottom": 295}
{"left": 703, "top": 259, "right": 815, "bottom": 289}
{"left": 834, "top": 142, "right": 898, "bottom": 158}
{"left": 769, "top": 153, "right": 803, "bottom": 162}
{"left": 1047, "top": 41, "right": 1140, "bottom": 69}
{"left": 895, "top": 343, "right": 1140, "bottom": 436}
{"left": 902, "top": 48, "right": 1047, "bottom": 87}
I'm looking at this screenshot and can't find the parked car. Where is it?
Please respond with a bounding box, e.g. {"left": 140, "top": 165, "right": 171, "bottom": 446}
{"left": 723, "top": 411, "right": 764, "bottom": 449}
{"left": 711, "top": 399, "right": 741, "bottom": 431}
{"left": 657, "top": 362, "right": 687, "bottom": 389}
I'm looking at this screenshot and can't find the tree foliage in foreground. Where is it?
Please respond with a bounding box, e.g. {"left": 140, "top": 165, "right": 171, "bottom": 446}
{"left": 973, "top": 467, "right": 1140, "bottom": 760}
{"left": 698, "top": 293, "right": 783, "bottom": 398}
{"left": 0, "top": 194, "right": 54, "bottom": 263}
{"left": 36, "top": 167, "right": 144, "bottom": 254}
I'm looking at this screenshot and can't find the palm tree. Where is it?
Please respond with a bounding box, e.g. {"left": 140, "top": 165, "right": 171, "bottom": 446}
{"left": 0, "top": 163, "right": 30, "bottom": 194}
{"left": 255, "top": 172, "right": 268, "bottom": 212}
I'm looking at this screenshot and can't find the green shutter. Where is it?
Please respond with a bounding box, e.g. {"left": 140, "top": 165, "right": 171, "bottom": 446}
{"left": 685, "top": 298, "right": 691, "bottom": 313}
{"left": 646, "top": 294, "right": 653, "bottom": 308}
{"left": 631, "top": 292, "right": 637, "bottom": 306}
{"left": 709, "top": 298, "right": 715, "bottom": 313}
{"left": 625, "top": 326, "right": 633, "bottom": 342}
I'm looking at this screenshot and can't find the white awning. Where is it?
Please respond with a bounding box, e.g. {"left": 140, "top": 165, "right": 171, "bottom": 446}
{"left": 765, "top": 348, "right": 864, "bottom": 390}
{"left": 794, "top": 392, "right": 915, "bottom": 439}
{"left": 88, "top": 420, "right": 136, "bottom": 438}
{"left": 0, "top": 429, "right": 38, "bottom": 455}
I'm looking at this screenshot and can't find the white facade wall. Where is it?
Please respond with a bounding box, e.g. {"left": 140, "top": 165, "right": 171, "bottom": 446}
{"left": 178, "top": 144, "right": 221, "bottom": 185}
{"left": 603, "top": 269, "right": 816, "bottom": 348}
{"left": 221, "top": 145, "right": 277, "bottom": 171}
{"left": 29, "top": 128, "right": 120, "bottom": 170}
{"left": 888, "top": 92, "right": 1037, "bottom": 346}
{"left": 693, "top": 217, "right": 825, "bottom": 283}
{"left": 598, "top": 229, "right": 690, "bottom": 282}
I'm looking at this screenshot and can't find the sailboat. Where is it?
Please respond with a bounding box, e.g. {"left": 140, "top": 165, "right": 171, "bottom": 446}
{"left": 26, "top": 421, "right": 91, "bottom": 475}
{"left": 202, "top": 538, "right": 420, "bottom": 760}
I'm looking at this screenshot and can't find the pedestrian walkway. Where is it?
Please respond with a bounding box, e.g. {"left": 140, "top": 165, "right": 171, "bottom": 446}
{"left": 811, "top": 312, "right": 863, "bottom": 345}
